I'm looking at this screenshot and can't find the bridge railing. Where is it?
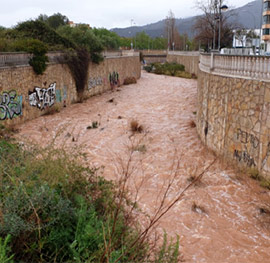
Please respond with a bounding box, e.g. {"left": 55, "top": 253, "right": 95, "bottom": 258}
{"left": 199, "top": 53, "right": 270, "bottom": 81}
{"left": 168, "top": 51, "right": 200, "bottom": 56}
{"left": 103, "top": 50, "right": 140, "bottom": 58}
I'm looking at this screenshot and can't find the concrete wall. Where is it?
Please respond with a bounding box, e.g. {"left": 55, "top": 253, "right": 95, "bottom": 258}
{"left": 0, "top": 54, "right": 140, "bottom": 126}
{"left": 166, "top": 51, "right": 200, "bottom": 76}
{"left": 198, "top": 54, "right": 270, "bottom": 178}
{"left": 141, "top": 50, "right": 167, "bottom": 64}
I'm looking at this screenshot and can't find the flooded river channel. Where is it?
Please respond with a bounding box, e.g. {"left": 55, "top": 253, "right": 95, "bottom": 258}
{"left": 16, "top": 72, "right": 270, "bottom": 262}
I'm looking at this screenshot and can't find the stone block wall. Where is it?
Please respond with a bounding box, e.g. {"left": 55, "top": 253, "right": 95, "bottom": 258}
{"left": 166, "top": 52, "right": 200, "bottom": 76}
{"left": 0, "top": 55, "right": 141, "bottom": 126}
{"left": 197, "top": 70, "right": 270, "bottom": 178}
{"left": 0, "top": 63, "right": 76, "bottom": 126}
{"left": 85, "top": 56, "right": 141, "bottom": 97}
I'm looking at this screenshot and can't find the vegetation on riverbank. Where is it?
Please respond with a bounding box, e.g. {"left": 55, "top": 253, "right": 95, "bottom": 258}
{"left": 0, "top": 128, "right": 182, "bottom": 262}
{"left": 144, "top": 62, "right": 197, "bottom": 79}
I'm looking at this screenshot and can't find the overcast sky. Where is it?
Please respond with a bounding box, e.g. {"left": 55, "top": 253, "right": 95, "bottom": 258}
{"left": 0, "top": 0, "right": 252, "bottom": 29}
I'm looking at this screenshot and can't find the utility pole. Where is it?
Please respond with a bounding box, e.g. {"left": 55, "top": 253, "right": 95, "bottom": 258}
{"left": 213, "top": 0, "right": 218, "bottom": 50}
{"left": 130, "top": 19, "right": 134, "bottom": 50}
{"left": 218, "top": 0, "right": 222, "bottom": 50}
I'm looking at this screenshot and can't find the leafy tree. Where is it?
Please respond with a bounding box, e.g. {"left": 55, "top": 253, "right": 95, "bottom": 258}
{"left": 119, "top": 37, "right": 132, "bottom": 49}
{"left": 134, "top": 32, "right": 150, "bottom": 49}
{"left": 92, "top": 28, "right": 120, "bottom": 50}
{"left": 37, "top": 13, "right": 69, "bottom": 29}
{"left": 15, "top": 20, "right": 74, "bottom": 49}
{"left": 152, "top": 37, "right": 167, "bottom": 50}
{"left": 57, "top": 25, "right": 104, "bottom": 63}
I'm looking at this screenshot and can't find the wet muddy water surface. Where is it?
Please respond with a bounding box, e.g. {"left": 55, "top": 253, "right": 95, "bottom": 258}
{"left": 16, "top": 72, "right": 270, "bottom": 262}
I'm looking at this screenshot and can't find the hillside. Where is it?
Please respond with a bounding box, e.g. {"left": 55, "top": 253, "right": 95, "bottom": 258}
{"left": 111, "top": 0, "right": 262, "bottom": 38}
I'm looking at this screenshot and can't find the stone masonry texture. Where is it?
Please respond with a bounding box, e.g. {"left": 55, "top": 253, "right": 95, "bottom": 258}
{"left": 0, "top": 56, "right": 140, "bottom": 126}
{"left": 197, "top": 70, "right": 270, "bottom": 179}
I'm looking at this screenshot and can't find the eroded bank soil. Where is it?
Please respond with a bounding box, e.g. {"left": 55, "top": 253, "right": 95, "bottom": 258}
{"left": 16, "top": 72, "right": 270, "bottom": 262}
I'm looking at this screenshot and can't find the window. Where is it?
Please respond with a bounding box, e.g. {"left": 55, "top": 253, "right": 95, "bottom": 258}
{"left": 264, "top": 1, "right": 270, "bottom": 11}
{"left": 263, "top": 28, "right": 270, "bottom": 35}
{"left": 263, "top": 15, "right": 270, "bottom": 24}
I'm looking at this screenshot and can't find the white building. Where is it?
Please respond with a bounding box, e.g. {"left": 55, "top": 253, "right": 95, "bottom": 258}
{"left": 232, "top": 29, "right": 261, "bottom": 48}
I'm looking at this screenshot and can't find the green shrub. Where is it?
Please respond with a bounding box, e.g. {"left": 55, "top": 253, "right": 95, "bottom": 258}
{"left": 153, "top": 63, "right": 164, "bottom": 75}
{"left": 155, "top": 232, "right": 181, "bottom": 263}
{"left": 175, "top": 71, "right": 193, "bottom": 79}
{"left": 143, "top": 65, "right": 153, "bottom": 72}
{"left": 145, "top": 62, "right": 195, "bottom": 79}
{"left": 6, "top": 38, "right": 49, "bottom": 75}
{"left": 152, "top": 62, "right": 185, "bottom": 76}
{"left": 0, "top": 235, "right": 14, "bottom": 263}
{"left": 15, "top": 20, "right": 75, "bottom": 49}
{"left": 25, "top": 39, "right": 48, "bottom": 74}
{"left": 57, "top": 25, "right": 104, "bottom": 64}
{"left": 0, "top": 139, "right": 148, "bottom": 262}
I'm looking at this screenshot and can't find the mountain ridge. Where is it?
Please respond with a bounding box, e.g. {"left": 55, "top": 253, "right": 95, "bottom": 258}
{"left": 111, "top": 0, "right": 262, "bottom": 38}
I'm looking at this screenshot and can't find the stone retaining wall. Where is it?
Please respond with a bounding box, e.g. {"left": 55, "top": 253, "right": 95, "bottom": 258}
{"left": 0, "top": 55, "right": 140, "bottom": 126}
{"left": 197, "top": 69, "right": 270, "bottom": 178}
{"left": 166, "top": 51, "right": 200, "bottom": 75}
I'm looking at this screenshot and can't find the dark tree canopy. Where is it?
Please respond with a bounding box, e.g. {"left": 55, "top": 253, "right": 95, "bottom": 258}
{"left": 15, "top": 20, "right": 75, "bottom": 49}
{"left": 37, "top": 13, "right": 69, "bottom": 29}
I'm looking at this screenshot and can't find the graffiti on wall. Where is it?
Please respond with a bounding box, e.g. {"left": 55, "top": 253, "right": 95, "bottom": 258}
{"left": 56, "top": 89, "right": 62, "bottom": 103}
{"left": 109, "top": 71, "right": 119, "bottom": 87}
{"left": 234, "top": 128, "right": 259, "bottom": 167}
{"left": 0, "top": 91, "right": 22, "bottom": 120}
{"left": 88, "top": 77, "right": 103, "bottom": 90}
{"left": 236, "top": 128, "right": 259, "bottom": 149}
{"left": 29, "top": 82, "right": 56, "bottom": 110}
{"left": 63, "top": 86, "right": 67, "bottom": 101}
{"left": 234, "top": 149, "right": 256, "bottom": 167}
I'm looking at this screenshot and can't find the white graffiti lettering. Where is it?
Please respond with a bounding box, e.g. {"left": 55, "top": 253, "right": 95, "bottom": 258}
{"left": 29, "top": 83, "right": 56, "bottom": 110}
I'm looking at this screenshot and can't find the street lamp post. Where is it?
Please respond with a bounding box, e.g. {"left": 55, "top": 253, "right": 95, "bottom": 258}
{"left": 217, "top": 1, "right": 228, "bottom": 50}
{"left": 130, "top": 19, "right": 134, "bottom": 50}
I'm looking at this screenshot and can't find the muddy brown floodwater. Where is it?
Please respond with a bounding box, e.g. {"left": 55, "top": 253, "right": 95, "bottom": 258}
{"left": 16, "top": 72, "right": 270, "bottom": 262}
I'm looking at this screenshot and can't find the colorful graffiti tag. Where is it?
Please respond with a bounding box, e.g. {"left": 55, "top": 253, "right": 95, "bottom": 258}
{"left": 88, "top": 77, "right": 103, "bottom": 90}
{"left": 0, "top": 91, "right": 23, "bottom": 120}
{"left": 109, "top": 72, "right": 119, "bottom": 87}
{"left": 29, "top": 82, "right": 56, "bottom": 110}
